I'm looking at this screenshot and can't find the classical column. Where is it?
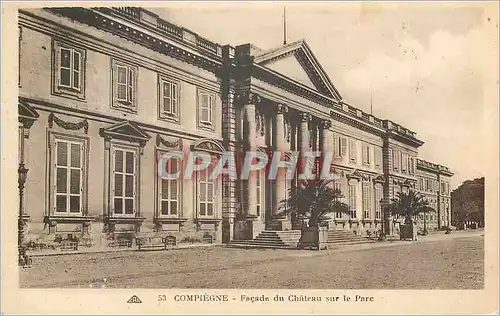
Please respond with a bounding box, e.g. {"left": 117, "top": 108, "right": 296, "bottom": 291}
{"left": 320, "top": 120, "right": 332, "bottom": 154}
{"left": 274, "top": 104, "right": 288, "bottom": 219}
{"left": 299, "top": 113, "right": 312, "bottom": 174}
{"left": 243, "top": 94, "right": 258, "bottom": 219}
{"left": 300, "top": 113, "right": 311, "bottom": 153}
{"left": 320, "top": 120, "right": 333, "bottom": 184}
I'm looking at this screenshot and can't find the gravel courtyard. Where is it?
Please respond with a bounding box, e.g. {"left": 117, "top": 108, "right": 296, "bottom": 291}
{"left": 20, "top": 234, "right": 484, "bottom": 289}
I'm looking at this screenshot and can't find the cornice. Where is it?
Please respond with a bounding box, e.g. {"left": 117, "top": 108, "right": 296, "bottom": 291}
{"left": 330, "top": 111, "right": 385, "bottom": 137}
{"left": 386, "top": 130, "right": 424, "bottom": 148}
{"left": 19, "top": 10, "right": 221, "bottom": 92}
{"left": 45, "top": 8, "right": 223, "bottom": 74}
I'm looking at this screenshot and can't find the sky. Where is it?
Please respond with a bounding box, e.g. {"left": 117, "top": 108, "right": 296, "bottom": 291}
{"left": 150, "top": 2, "right": 498, "bottom": 189}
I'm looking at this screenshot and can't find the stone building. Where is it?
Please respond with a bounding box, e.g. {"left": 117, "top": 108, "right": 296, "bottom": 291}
{"left": 18, "top": 7, "right": 453, "bottom": 250}
{"left": 451, "top": 177, "right": 484, "bottom": 229}
{"left": 415, "top": 159, "right": 454, "bottom": 231}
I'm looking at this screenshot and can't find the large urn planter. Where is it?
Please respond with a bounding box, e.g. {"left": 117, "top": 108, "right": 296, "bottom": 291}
{"left": 298, "top": 226, "right": 328, "bottom": 250}
{"left": 399, "top": 223, "right": 418, "bottom": 241}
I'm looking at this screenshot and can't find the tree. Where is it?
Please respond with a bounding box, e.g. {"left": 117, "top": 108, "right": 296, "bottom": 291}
{"left": 278, "top": 179, "right": 350, "bottom": 228}
{"left": 389, "top": 190, "right": 432, "bottom": 225}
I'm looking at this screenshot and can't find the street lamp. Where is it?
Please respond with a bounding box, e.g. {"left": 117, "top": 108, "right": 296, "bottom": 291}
{"left": 18, "top": 162, "right": 31, "bottom": 267}
{"left": 379, "top": 198, "right": 385, "bottom": 236}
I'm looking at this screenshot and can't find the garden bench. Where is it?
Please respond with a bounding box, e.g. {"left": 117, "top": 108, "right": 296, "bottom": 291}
{"left": 136, "top": 236, "right": 176, "bottom": 251}
{"left": 202, "top": 233, "right": 214, "bottom": 244}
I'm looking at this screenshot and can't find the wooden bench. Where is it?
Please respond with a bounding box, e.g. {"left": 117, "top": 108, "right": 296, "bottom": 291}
{"left": 136, "top": 236, "right": 176, "bottom": 251}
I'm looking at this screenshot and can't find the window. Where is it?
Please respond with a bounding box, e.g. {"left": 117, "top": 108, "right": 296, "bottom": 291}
{"left": 112, "top": 59, "right": 137, "bottom": 111}
{"left": 52, "top": 137, "right": 86, "bottom": 215}
{"left": 375, "top": 186, "right": 382, "bottom": 220}
{"left": 159, "top": 158, "right": 180, "bottom": 216}
{"left": 198, "top": 167, "right": 216, "bottom": 217}
{"left": 52, "top": 41, "right": 86, "bottom": 99}
{"left": 374, "top": 147, "right": 382, "bottom": 168}
{"left": 362, "top": 143, "right": 371, "bottom": 165}
{"left": 334, "top": 181, "right": 342, "bottom": 194}
{"left": 393, "top": 150, "right": 399, "bottom": 171}
{"left": 198, "top": 90, "right": 215, "bottom": 129}
{"left": 349, "top": 184, "right": 357, "bottom": 218}
{"left": 60, "top": 48, "right": 81, "bottom": 90}
{"left": 349, "top": 138, "right": 357, "bottom": 162}
{"left": 401, "top": 153, "right": 407, "bottom": 172}
{"left": 362, "top": 184, "right": 370, "bottom": 219}
{"left": 112, "top": 147, "right": 137, "bottom": 216}
{"left": 159, "top": 78, "right": 179, "bottom": 121}
{"left": 334, "top": 135, "right": 347, "bottom": 158}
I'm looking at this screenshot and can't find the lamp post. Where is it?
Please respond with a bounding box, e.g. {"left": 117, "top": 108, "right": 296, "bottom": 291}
{"left": 379, "top": 198, "right": 385, "bottom": 235}
{"left": 18, "top": 162, "right": 30, "bottom": 267}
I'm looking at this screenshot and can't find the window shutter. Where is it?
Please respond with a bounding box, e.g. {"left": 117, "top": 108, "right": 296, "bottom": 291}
{"left": 73, "top": 50, "right": 81, "bottom": 91}
{"left": 113, "top": 64, "right": 118, "bottom": 103}
{"left": 171, "top": 83, "right": 177, "bottom": 116}
{"left": 128, "top": 67, "right": 135, "bottom": 106}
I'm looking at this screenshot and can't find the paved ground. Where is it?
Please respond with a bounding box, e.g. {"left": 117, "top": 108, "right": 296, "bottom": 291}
{"left": 20, "top": 231, "right": 484, "bottom": 289}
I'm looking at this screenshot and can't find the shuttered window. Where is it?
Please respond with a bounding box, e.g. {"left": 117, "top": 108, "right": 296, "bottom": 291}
{"left": 198, "top": 167, "right": 216, "bottom": 217}
{"left": 374, "top": 146, "right": 382, "bottom": 168}
{"left": 349, "top": 138, "right": 357, "bottom": 162}
{"left": 362, "top": 184, "right": 370, "bottom": 219}
{"left": 199, "top": 90, "right": 215, "bottom": 127}
{"left": 375, "top": 186, "right": 382, "bottom": 219}
{"left": 349, "top": 184, "right": 357, "bottom": 218}
{"left": 159, "top": 79, "right": 179, "bottom": 121}
{"left": 53, "top": 138, "right": 86, "bottom": 215}
{"left": 112, "top": 147, "right": 137, "bottom": 216}
{"left": 159, "top": 158, "right": 180, "bottom": 216}
{"left": 112, "top": 60, "right": 137, "bottom": 111}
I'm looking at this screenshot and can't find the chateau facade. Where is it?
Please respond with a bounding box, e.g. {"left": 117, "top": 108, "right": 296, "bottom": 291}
{"left": 18, "top": 7, "right": 453, "bottom": 249}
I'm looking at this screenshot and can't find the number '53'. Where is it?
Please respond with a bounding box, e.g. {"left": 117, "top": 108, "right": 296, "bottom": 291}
{"left": 158, "top": 295, "right": 167, "bottom": 302}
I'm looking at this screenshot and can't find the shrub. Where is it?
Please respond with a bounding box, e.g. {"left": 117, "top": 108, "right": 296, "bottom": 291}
{"left": 377, "top": 232, "right": 387, "bottom": 241}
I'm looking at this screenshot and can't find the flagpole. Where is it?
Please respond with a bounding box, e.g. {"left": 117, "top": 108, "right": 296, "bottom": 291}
{"left": 283, "top": 7, "right": 287, "bottom": 45}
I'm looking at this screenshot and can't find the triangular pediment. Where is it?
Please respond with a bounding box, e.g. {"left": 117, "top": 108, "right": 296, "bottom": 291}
{"left": 254, "top": 40, "right": 342, "bottom": 100}
{"left": 100, "top": 121, "right": 150, "bottom": 145}
{"left": 347, "top": 169, "right": 364, "bottom": 180}
{"left": 18, "top": 99, "right": 39, "bottom": 120}
{"left": 262, "top": 55, "right": 317, "bottom": 90}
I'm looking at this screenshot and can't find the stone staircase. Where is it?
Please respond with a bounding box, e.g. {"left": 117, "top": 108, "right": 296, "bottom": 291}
{"left": 227, "top": 230, "right": 301, "bottom": 249}
{"left": 227, "top": 229, "right": 373, "bottom": 250}
{"left": 327, "top": 230, "right": 373, "bottom": 246}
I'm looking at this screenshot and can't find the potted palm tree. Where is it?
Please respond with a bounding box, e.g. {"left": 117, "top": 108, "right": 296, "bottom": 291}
{"left": 389, "top": 190, "right": 431, "bottom": 241}
{"left": 278, "top": 179, "right": 349, "bottom": 250}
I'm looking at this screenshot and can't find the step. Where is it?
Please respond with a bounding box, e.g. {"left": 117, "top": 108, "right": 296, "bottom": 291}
{"left": 232, "top": 240, "right": 286, "bottom": 245}
{"left": 226, "top": 243, "right": 296, "bottom": 250}
{"left": 230, "top": 240, "right": 285, "bottom": 245}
